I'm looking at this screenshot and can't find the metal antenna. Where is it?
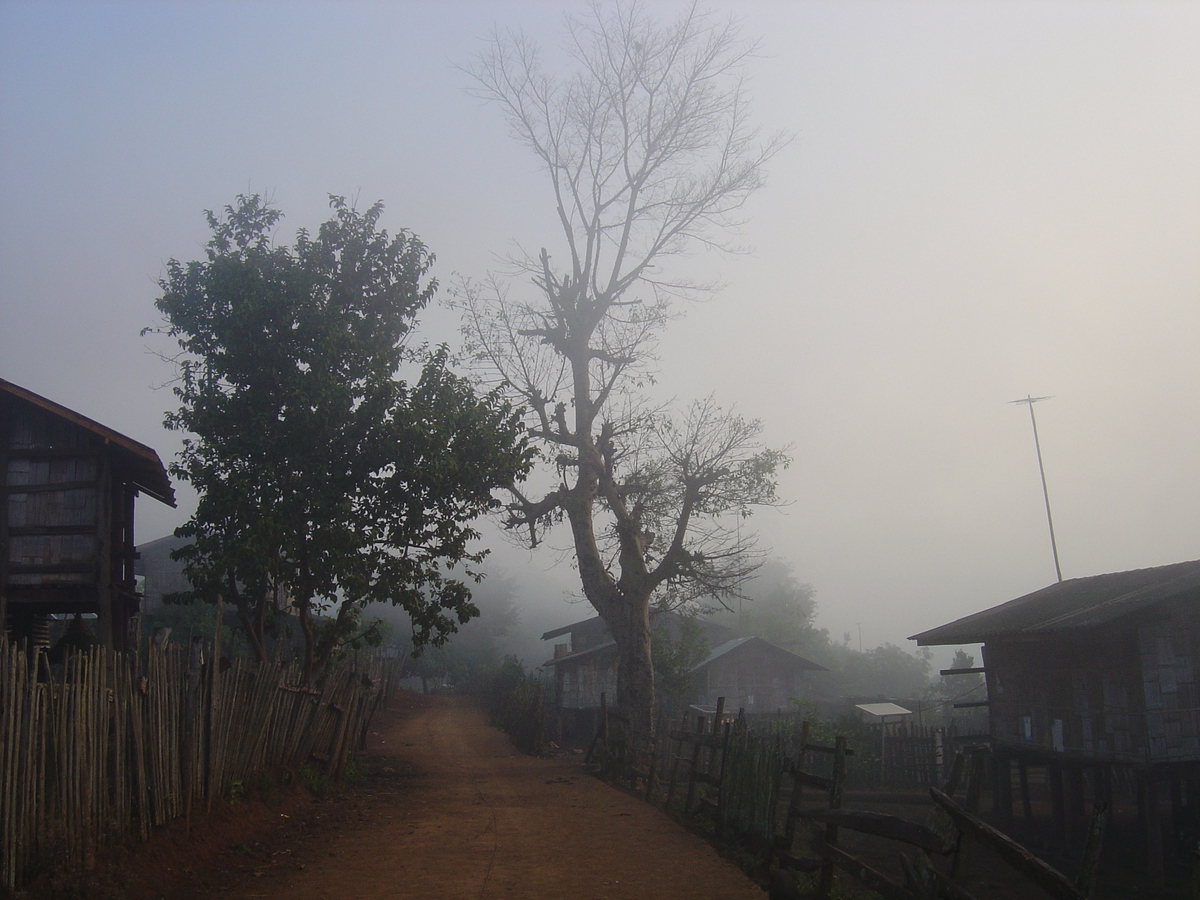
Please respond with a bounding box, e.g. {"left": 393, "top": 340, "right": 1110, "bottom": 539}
{"left": 1009, "top": 395, "right": 1062, "bottom": 582}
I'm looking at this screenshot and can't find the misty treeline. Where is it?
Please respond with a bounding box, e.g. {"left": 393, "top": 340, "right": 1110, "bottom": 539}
{"left": 356, "top": 554, "right": 957, "bottom": 717}
{"left": 652, "top": 558, "right": 975, "bottom": 712}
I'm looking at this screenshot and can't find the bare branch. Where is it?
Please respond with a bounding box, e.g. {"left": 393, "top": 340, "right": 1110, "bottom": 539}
{"left": 453, "top": 1, "right": 791, "bottom": 728}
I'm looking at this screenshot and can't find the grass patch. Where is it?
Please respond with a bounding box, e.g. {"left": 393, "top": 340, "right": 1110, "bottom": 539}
{"left": 299, "top": 764, "right": 332, "bottom": 799}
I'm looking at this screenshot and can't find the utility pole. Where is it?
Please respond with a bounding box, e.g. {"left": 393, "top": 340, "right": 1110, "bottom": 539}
{"left": 1009, "top": 395, "right": 1062, "bottom": 582}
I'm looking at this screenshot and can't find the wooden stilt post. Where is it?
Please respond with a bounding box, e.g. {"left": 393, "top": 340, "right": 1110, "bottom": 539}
{"left": 1050, "top": 762, "right": 1067, "bottom": 851}
{"left": 1019, "top": 758, "right": 1033, "bottom": 823}
{"left": 1065, "top": 765, "right": 1086, "bottom": 856}
{"left": 1140, "top": 768, "right": 1165, "bottom": 889}
{"left": 816, "top": 735, "right": 846, "bottom": 899}
{"left": 994, "top": 751, "right": 1013, "bottom": 828}
{"left": 951, "top": 748, "right": 987, "bottom": 882}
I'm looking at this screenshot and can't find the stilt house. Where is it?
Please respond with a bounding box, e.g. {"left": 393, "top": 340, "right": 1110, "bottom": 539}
{"left": 1, "top": 379, "right": 175, "bottom": 649}
{"left": 910, "top": 559, "right": 1200, "bottom": 881}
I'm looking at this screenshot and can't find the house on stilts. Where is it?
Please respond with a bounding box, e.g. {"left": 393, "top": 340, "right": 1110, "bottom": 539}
{"left": 1, "top": 378, "right": 175, "bottom": 650}
{"left": 910, "top": 558, "right": 1200, "bottom": 886}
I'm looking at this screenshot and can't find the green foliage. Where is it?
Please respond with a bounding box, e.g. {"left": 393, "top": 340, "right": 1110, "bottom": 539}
{"left": 487, "top": 655, "right": 545, "bottom": 755}
{"left": 934, "top": 648, "right": 985, "bottom": 700}
{"left": 149, "top": 194, "right": 533, "bottom": 677}
{"left": 393, "top": 574, "right": 522, "bottom": 694}
{"left": 651, "top": 613, "right": 710, "bottom": 704}
{"left": 298, "top": 764, "right": 331, "bottom": 799}
{"left": 140, "top": 599, "right": 247, "bottom": 657}
{"left": 342, "top": 757, "right": 368, "bottom": 785}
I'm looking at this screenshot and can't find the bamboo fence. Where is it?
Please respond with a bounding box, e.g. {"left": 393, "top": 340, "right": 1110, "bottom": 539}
{"left": 0, "top": 637, "right": 401, "bottom": 892}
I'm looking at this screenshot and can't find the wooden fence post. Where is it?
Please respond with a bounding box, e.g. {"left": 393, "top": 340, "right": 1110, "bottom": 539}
{"left": 664, "top": 708, "right": 688, "bottom": 812}
{"left": 951, "top": 747, "right": 988, "bottom": 882}
{"left": 816, "top": 735, "right": 847, "bottom": 898}
{"left": 685, "top": 713, "right": 705, "bottom": 813}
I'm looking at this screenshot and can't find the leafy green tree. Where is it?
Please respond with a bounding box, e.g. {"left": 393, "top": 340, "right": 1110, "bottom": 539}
{"left": 457, "top": 0, "right": 787, "bottom": 733}
{"left": 150, "top": 195, "right": 532, "bottom": 679}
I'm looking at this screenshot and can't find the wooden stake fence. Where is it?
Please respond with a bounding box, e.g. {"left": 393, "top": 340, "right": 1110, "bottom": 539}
{"left": 0, "top": 638, "right": 400, "bottom": 892}
{"left": 584, "top": 698, "right": 1110, "bottom": 899}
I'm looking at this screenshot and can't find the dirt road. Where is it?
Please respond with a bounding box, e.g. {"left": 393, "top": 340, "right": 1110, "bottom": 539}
{"left": 197, "top": 693, "right": 763, "bottom": 900}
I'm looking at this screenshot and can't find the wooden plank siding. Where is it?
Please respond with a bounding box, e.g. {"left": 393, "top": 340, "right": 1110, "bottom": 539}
{"left": 559, "top": 654, "right": 617, "bottom": 710}
{"left": 984, "top": 610, "right": 1200, "bottom": 764}
{"left": 4, "top": 405, "right": 109, "bottom": 612}
{"left": 695, "top": 651, "right": 800, "bottom": 713}
{"left": 2, "top": 382, "right": 173, "bottom": 648}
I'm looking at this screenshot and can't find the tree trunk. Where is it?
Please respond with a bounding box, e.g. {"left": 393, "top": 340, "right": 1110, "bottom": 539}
{"left": 297, "top": 598, "right": 317, "bottom": 683}
{"left": 227, "top": 579, "right": 267, "bottom": 664}
{"left": 234, "top": 600, "right": 267, "bottom": 664}
{"left": 607, "top": 593, "right": 655, "bottom": 735}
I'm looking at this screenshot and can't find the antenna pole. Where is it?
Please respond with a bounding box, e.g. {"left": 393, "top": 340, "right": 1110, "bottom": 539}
{"left": 1010, "top": 395, "right": 1062, "bottom": 582}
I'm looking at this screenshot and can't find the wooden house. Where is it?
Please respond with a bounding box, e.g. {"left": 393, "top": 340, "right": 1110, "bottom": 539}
{"left": 691, "top": 635, "right": 825, "bottom": 713}
{"left": 1, "top": 379, "right": 175, "bottom": 649}
{"left": 910, "top": 559, "right": 1200, "bottom": 881}
{"left": 543, "top": 614, "right": 823, "bottom": 739}
{"left": 541, "top": 616, "right": 628, "bottom": 725}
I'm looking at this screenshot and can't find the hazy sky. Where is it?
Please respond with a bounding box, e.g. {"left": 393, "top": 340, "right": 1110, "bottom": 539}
{"left": 2, "top": 0, "right": 1197, "bottom": 658}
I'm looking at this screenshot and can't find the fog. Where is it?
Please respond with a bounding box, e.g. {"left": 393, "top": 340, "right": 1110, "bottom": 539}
{"left": 2, "top": 1, "right": 1197, "bottom": 661}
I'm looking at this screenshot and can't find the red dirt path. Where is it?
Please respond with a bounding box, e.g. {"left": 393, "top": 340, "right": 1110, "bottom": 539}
{"left": 126, "top": 692, "right": 765, "bottom": 900}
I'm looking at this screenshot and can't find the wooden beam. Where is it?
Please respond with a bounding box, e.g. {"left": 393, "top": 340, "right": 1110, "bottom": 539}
{"left": 810, "top": 838, "right": 911, "bottom": 900}
{"left": 7, "top": 525, "right": 102, "bottom": 537}
{"left": 5, "top": 447, "right": 105, "bottom": 460}
{"left": 3, "top": 480, "right": 100, "bottom": 495}
{"left": 930, "top": 787, "right": 1084, "bottom": 900}
{"left": 7, "top": 562, "right": 95, "bottom": 575}
{"left": 940, "top": 667, "right": 987, "bottom": 676}
{"left": 797, "top": 809, "right": 954, "bottom": 855}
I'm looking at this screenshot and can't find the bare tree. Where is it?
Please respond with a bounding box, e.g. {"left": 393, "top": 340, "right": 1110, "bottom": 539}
{"left": 456, "top": 1, "right": 789, "bottom": 730}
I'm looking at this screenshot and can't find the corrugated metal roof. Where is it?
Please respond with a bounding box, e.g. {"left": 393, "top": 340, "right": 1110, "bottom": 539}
{"left": 541, "top": 640, "right": 616, "bottom": 668}
{"left": 541, "top": 615, "right": 605, "bottom": 641}
{"left": 856, "top": 702, "right": 912, "bottom": 718}
{"left": 909, "top": 559, "right": 1200, "bottom": 646}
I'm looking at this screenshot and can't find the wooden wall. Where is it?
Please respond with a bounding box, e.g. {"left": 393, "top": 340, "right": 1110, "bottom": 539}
{"left": 558, "top": 655, "right": 617, "bottom": 710}
{"left": 4, "top": 405, "right": 106, "bottom": 597}
{"left": 694, "top": 650, "right": 799, "bottom": 713}
{"left": 1137, "top": 612, "right": 1200, "bottom": 760}
{"left": 984, "top": 605, "right": 1200, "bottom": 764}
{"left": 3, "top": 400, "right": 140, "bottom": 647}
